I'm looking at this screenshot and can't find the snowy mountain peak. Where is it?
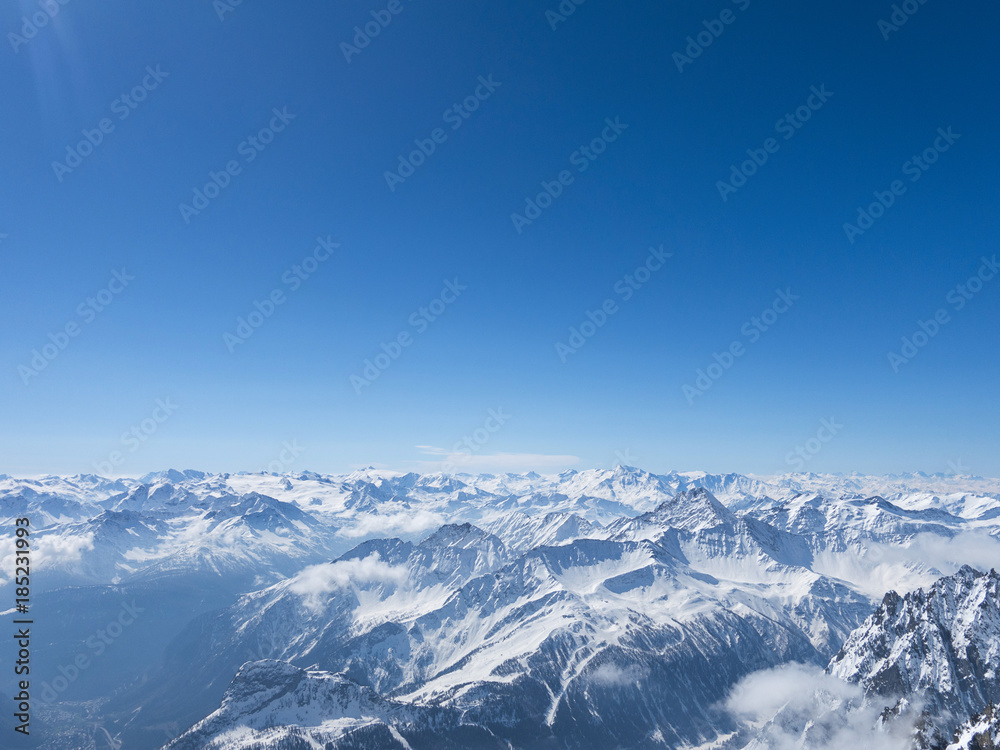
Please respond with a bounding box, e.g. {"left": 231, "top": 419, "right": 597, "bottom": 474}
{"left": 420, "top": 522, "right": 494, "bottom": 549}
{"left": 109, "top": 481, "right": 202, "bottom": 513}
{"left": 955, "top": 563, "right": 997, "bottom": 583}
{"left": 138, "top": 468, "right": 207, "bottom": 484}
{"left": 829, "top": 566, "right": 1000, "bottom": 719}
{"left": 164, "top": 660, "right": 499, "bottom": 750}
{"left": 948, "top": 703, "right": 1000, "bottom": 750}
{"left": 611, "top": 463, "right": 648, "bottom": 479}
{"left": 166, "top": 661, "right": 380, "bottom": 750}
{"left": 221, "top": 659, "right": 304, "bottom": 714}
{"left": 650, "top": 487, "right": 735, "bottom": 532}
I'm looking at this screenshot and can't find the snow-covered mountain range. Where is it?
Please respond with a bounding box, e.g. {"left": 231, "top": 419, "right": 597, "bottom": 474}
{"left": 0, "top": 467, "right": 997, "bottom": 749}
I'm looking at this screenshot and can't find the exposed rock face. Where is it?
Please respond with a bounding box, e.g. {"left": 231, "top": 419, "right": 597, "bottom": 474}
{"left": 829, "top": 566, "right": 1000, "bottom": 745}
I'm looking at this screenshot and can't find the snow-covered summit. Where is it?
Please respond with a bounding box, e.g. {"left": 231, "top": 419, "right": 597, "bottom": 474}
{"left": 829, "top": 565, "right": 1000, "bottom": 719}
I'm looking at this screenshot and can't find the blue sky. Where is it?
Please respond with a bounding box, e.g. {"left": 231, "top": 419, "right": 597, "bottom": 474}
{"left": 1, "top": 0, "right": 998, "bottom": 477}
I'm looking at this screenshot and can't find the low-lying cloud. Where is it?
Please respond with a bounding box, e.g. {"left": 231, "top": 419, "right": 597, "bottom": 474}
{"left": 723, "top": 663, "right": 914, "bottom": 750}
{"left": 415, "top": 446, "right": 581, "bottom": 474}
{"left": 813, "top": 530, "right": 1000, "bottom": 597}
{"left": 36, "top": 531, "right": 95, "bottom": 566}
{"left": 874, "top": 530, "right": 1000, "bottom": 572}
{"left": 338, "top": 509, "right": 446, "bottom": 539}
{"left": 290, "top": 553, "right": 409, "bottom": 611}
{"left": 588, "top": 663, "right": 648, "bottom": 687}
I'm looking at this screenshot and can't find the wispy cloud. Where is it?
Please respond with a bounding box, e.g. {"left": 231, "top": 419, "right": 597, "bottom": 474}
{"left": 37, "top": 532, "right": 95, "bottom": 566}
{"left": 588, "top": 663, "right": 648, "bottom": 687}
{"left": 878, "top": 530, "right": 1000, "bottom": 572}
{"left": 723, "top": 663, "right": 915, "bottom": 750}
{"left": 413, "top": 446, "right": 580, "bottom": 474}
{"left": 0, "top": 531, "right": 96, "bottom": 586}
{"left": 338, "top": 509, "right": 446, "bottom": 539}
{"left": 289, "top": 553, "right": 409, "bottom": 611}
{"left": 813, "top": 530, "right": 1000, "bottom": 597}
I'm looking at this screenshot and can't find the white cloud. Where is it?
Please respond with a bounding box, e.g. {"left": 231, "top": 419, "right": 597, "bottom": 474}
{"left": 338, "top": 510, "right": 445, "bottom": 539}
{"left": 879, "top": 530, "right": 1000, "bottom": 573}
{"left": 724, "top": 663, "right": 915, "bottom": 750}
{"left": 35, "top": 531, "right": 95, "bottom": 566}
{"left": 588, "top": 663, "right": 648, "bottom": 687}
{"left": 0, "top": 531, "right": 96, "bottom": 587}
{"left": 289, "top": 553, "right": 409, "bottom": 611}
{"left": 414, "top": 447, "right": 580, "bottom": 474}
{"left": 813, "top": 530, "right": 1000, "bottom": 597}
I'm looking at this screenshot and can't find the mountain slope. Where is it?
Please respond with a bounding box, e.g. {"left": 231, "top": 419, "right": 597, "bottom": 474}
{"left": 137, "top": 492, "right": 881, "bottom": 749}
{"left": 163, "top": 660, "right": 506, "bottom": 750}
{"left": 949, "top": 704, "right": 1000, "bottom": 750}
{"left": 829, "top": 566, "right": 1000, "bottom": 721}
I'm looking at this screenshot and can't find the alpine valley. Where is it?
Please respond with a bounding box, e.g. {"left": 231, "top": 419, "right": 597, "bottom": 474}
{"left": 1, "top": 467, "right": 998, "bottom": 749}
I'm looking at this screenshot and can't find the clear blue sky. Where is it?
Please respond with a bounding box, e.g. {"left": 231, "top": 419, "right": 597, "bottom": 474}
{"left": 2, "top": 0, "right": 998, "bottom": 477}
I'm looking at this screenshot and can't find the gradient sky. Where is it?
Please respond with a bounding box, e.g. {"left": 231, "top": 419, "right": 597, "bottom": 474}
{"left": 1, "top": 0, "right": 998, "bottom": 477}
